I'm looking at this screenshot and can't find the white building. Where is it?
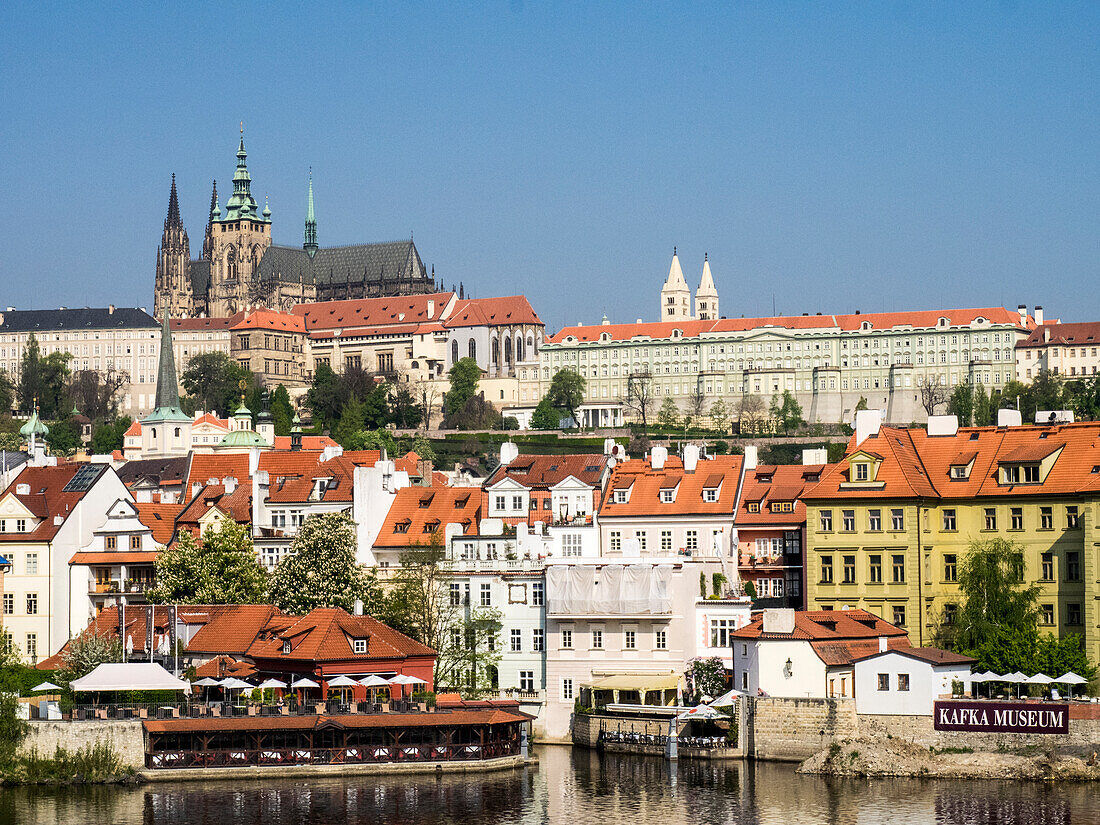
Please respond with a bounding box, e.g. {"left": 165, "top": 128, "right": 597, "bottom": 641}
{"left": 853, "top": 647, "right": 974, "bottom": 716}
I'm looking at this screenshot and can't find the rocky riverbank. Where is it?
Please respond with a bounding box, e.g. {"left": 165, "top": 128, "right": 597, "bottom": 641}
{"left": 797, "top": 737, "right": 1100, "bottom": 781}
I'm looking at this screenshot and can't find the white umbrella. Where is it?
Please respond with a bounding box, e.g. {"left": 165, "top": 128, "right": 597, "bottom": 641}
{"left": 1003, "top": 671, "right": 1028, "bottom": 682}
{"left": 387, "top": 674, "right": 416, "bottom": 684}
{"left": 968, "top": 672, "right": 990, "bottom": 683}
{"left": 126, "top": 635, "right": 134, "bottom": 656}
{"left": 193, "top": 677, "right": 221, "bottom": 687}
{"left": 327, "top": 675, "right": 359, "bottom": 687}
{"left": 32, "top": 681, "right": 61, "bottom": 692}
{"left": 676, "top": 704, "right": 723, "bottom": 721}
{"left": 708, "top": 688, "right": 745, "bottom": 707}
{"left": 359, "top": 675, "right": 391, "bottom": 688}
{"left": 257, "top": 678, "right": 287, "bottom": 690}
{"left": 1054, "top": 672, "right": 1088, "bottom": 685}
{"left": 291, "top": 677, "right": 320, "bottom": 689}
{"left": 1025, "top": 673, "right": 1053, "bottom": 685}
{"left": 403, "top": 675, "right": 428, "bottom": 685}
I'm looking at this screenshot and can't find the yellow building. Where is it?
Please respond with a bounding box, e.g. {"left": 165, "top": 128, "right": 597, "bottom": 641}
{"left": 803, "top": 417, "right": 1097, "bottom": 663}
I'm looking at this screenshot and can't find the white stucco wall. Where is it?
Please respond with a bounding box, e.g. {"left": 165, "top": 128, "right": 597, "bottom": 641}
{"left": 733, "top": 639, "right": 827, "bottom": 698}
{"left": 854, "top": 652, "right": 971, "bottom": 716}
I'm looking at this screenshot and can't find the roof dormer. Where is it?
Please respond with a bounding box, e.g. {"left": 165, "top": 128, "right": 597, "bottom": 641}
{"left": 612, "top": 477, "right": 635, "bottom": 504}
{"left": 840, "top": 450, "right": 885, "bottom": 489}
{"left": 948, "top": 450, "right": 978, "bottom": 480}
{"left": 659, "top": 479, "right": 679, "bottom": 503}
{"left": 997, "top": 442, "right": 1062, "bottom": 486}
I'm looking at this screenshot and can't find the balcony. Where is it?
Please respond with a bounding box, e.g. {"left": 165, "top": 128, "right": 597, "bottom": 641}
{"left": 441, "top": 558, "right": 544, "bottom": 574}
{"left": 91, "top": 580, "right": 155, "bottom": 597}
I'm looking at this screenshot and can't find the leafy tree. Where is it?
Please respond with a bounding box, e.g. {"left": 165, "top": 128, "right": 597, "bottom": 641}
{"left": 17, "top": 333, "right": 71, "bottom": 418}
{"left": 446, "top": 395, "right": 502, "bottom": 430}
{"left": 57, "top": 630, "right": 124, "bottom": 689}
{"left": 44, "top": 417, "right": 81, "bottom": 456}
{"left": 389, "top": 385, "right": 423, "bottom": 429}
{"left": 946, "top": 384, "right": 974, "bottom": 426}
{"left": 270, "top": 512, "right": 378, "bottom": 614}
{"left": 547, "top": 369, "right": 585, "bottom": 425}
{"left": 181, "top": 352, "right": 252, "bottom": 416}
{"left": 90, "top": 416, "right": 131, "bottom": 455}
{"left": 854, "top": 396, "right": 869, "bottom": 412}
{"left": 0, "top": 690, "right": 27, "bottom": 756}
{"left": 686, "top": 657, "right": 727, "bottom": 700}
{"left": 773, "top": 390, "right": 803, "bottom": 434}
{"left": 972, "top": 382, "right": 996, "bottom": 426}
{"left": 444, "top": 358, "right": 481, "bottom": 418}
{"left": 657, "top": 397, "right": 680, "bottom": 429}
{"left": 0, "top": 369, "right": 14, "bottom": 415}
{"left": 688, "top": 383, "right": 707, "bottom": 421}
{"left": 1027, "top": 369, "right": 1066, "bottom": 421}
{"left": 343, "top": 427, "right": 398, "bottom": 454}
{"left": 306, "top": 362, "right": 343, "bottom": 427}
{"left": 410, "top": 434, "right": 436, "bottom": 463}
{"left": 622, "top": 370, "right": 654, "bottom": 432}
{"left": 148, "top": 520, "right": 269, "bottom": 604}
{"left": 333, "top": 395, "right": 367, "bottom": 447}
{"left": 709, "top": 399, "right": 731, "bottom": 433}
{"left": 67, "top": 367, "right": 128, "bottom": 421}
{"left": 530, "top": 396, "right": 560, "bottom": 430}
{"left": 271, "top": 385, "right": 294, "bottom": 436}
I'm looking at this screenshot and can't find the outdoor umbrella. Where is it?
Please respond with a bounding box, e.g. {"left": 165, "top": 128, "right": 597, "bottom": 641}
{"left": 31, "top": 681, "right": 61, "bottom": 692}
{"left": 193, "top": 676, "right": 221, "bottom": 702}
{"left": 707, "top": 688, "right": 745, "bottom": 708}
{"left": 1054, "top": 672, "right": 1088, "bottom": 699}
{"left": 676, "top": 704, "right": 723, "bottom": 721}
{"left": 257, "top": 678, "right": 287, "bottom": 690}
{"left": 1025, "top": 673, "right": 1053, "bottom": 684}
{"left": 291, "top": 676, "right": 320, "bottom": 705}
{"left": 327, "top": 675, "right": 359, "bottom": 704}
{"left": 1001, "top": 672, "right": 1027, "bottom": 698}
{"left": 387, "top": 674, "right": 416, "bottom": 698}
{"left": 220, "top": 677, "right": 253, "bottom": 705}
{"left": 359, "top": 674, "right": 391, "bottom": 703}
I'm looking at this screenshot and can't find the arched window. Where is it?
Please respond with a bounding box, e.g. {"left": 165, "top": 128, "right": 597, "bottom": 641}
{"left": 468, "top": 339, "right": 477, "bottom": 360}
{"left": 226, "top": 246, "right": 238, "bottom": 281}
{"left": 491, "top": 338, "right": 499, "bottom": 365}
{"left": 504, "top": 337, "right": 513, "bottom": 365}
{"left": 451, "top": 339, "right": 459, "bottom": 363}
{"left": 515, "top": 336, "right": 524, "bottom": 363}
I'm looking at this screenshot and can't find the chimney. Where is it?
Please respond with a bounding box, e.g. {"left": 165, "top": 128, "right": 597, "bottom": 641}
{"left": 15, "top": 484, "right": 29, "bottom": 495}
{"left": 416, "top": 459, "right": 432, "bottom": 487}
{"left": 802, "top": 448, "right": 828, "bottom": 465}
{"left": 854, "top": 409, "right": 882, "bottom": 445}
{"left": 426, "top": 300, "right": 435, "bottom": 319}
{"left": 762, "top": 608, "right": 795, "bottom": 635}
{"left": 500, "top": 442, "right": 519, "bottom": 466}
{"left": 743, "top": 444, "right": 758, "bottom": 471}
{"left": 683, "top": 444, "right": 699, "bottom": 473}
{"left": 222, "top": 476, "right": 238, "bottom": 494}
{"left": 878, "top": 636, "right": 888, "bottom": 652}
{"left": 926, "top": 415, "right": 959, "bottom": 437}
{"left": 354, "top": 599, "right": 364, "bottom": 616}
{"left": 1017, "top": 304, "right": 1027, "bottom": 326}
{"left": 108, "top": 304, "right": 115, "bottom": 315}
{"left": 650, "top": 445, "right": 667, "bottom": 470}
{"left": 1035, "top": 306, "right": 1044, "bottom": 326}
{"left": 997, "top": 408, "right": 1022, "bottom": 427}
{"left": 191, "top": 481, "right": 202, "bottom": 499}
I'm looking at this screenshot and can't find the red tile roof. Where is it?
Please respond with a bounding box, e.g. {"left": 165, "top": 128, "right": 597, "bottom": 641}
{"left": 271, "top": 435, "right": 338, "bottom": 450}
{"left": 176, "top": 483, "right": 253, "bottom": 531}
{"left": 293, "top": 293, "right": 455, "bottom": 332}
{"left": 182, "top": 605, "right": 285, "bottom": 654}
{"left": 853, "top": 646, "right": 976, "bottom": 666}
{"left": 735, "top": 464, "right": 825, "bottom": 526}
{"left": 484, "top": 453, "right": 608, "bottom": 491}
{"left": 246, "top": 607, "right": 435, "bottom": 663}
{"left": 1016, "top": 321, "right": 1100, "bottom": 348}
{"left": 69, "top": 551, "right": 159, "bottom": 565}
{"left": 598, "top": 455, "right": 742, "bottom": 518}
{"left": 186, "top": 453, "right": 250, "bottom": 490}
{"left": 229, "top": 308, "right": 306, "bottom": 333}
{"left": 375, "top": 486, "right": 481, "bottom": 547}
{"left": 444, "top": 296, "right": 542, "bottom": 328}
{"left": 0, "top": 464, "right": 106, "bottom": 542}
{"left": 731, "top": 609, "right": 909, "bottom": 643}
{"left": 135, "top": 502, "right": 184, "bottom": 544}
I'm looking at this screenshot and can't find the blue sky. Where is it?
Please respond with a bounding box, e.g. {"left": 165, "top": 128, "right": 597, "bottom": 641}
{"left": 1, "top": 2, "right": 1097, "bottom": 331}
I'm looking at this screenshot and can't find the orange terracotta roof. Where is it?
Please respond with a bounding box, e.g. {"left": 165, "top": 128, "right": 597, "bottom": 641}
{"left": 183, "top": 605, "right": 285, "bottom": 654}
{"left": 246, "top": 608, "right": 435, "bottom": 662}
{"left": 124, "top": 421, "right": 142, "bottom": 437}
{"left": 444, "top": 296, "right": 542, "bottom": 328}
{"left": 484, "top": 454, "right": 607, "bottom": 491}
{"left": 271, "top": 435, "right": 338, "bottom": 450}
{"left": 171, "top": 316, "right": 239, "bottom": 330}
{"left": 374, "top": 486, "right": 481, "bottom": 547}
{"left": 69, "top": 551, "right": 159, "bottom": 565}
{"left": 135, "top": 502, "right": 184, "bottom": 544}
{"left": 229, "top": 308, "right": 306, "bottom": 333}
{"left": 176, "top": 483, "right": 252, "bottom": 528}
{"left": 186, "top": 453, "right": 250, "bottom": 490}
{"left": 263, "top": 453, "right": 357, "bottom": 504}
{"left": 0, "top": 464, "right": 107, "bottom": 542}
{"left": 194, "top": 655, "right": 258, "bottom": 680}
{"left": 735, "top": 464, "right": 825, "bottom": 526}
{"left": 192, "top": 413, "right": 229, "bottom": 430}
{"left": 598, "top": 455, "right": 742, "bottom": 518}
{"left": 1017, "top": 321, "right": 1100, "bottom": 348}
{"left": 812, "top": 637, "right": 911, "bottom": 667}
{"left": 294, "top": 293, "right": 455, "bottom": 332}
{"left": 731, "top": 609, "right": 909, "bottom": 643}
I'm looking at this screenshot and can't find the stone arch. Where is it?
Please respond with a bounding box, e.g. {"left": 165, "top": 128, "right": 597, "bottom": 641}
{"left": 504, "top": 336, "right": 513, "bottom": 365}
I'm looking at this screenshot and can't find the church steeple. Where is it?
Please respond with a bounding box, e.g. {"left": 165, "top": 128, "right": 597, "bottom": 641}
{"left": 165, "top": 174, "right": 182, "bottom": 231}
{"left": 153, "top": 312, "right": 184, "bottom": 413}
{"left": 303, "top": 169, "right": 318, "bottom": 256}
{"left": 224, "top": 124, "right": 260, "bottom": 221}
{"left": 154, "top": 175, "right": 191, "bottom": 320}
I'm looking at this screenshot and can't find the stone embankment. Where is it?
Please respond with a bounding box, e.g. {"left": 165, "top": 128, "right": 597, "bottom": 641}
{"left": 798, "top": 737, "right": 1100, "bottom": 781}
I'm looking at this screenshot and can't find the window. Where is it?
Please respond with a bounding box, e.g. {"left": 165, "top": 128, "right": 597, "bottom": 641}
{"left": 868, "top": 555, "right": 882, "bottom": 583}
{"left": 868, "top": 509, "right": 881, "bottom": 531}
{"left": 625, "top": 630, "right": 636, "bottom": 649}
{"left": 742, "top": 671, "right": 749, "bottom": 691}
{"left": 892, "top": 554, "right": 905, "bottom": 583}
{"left": 494, "top": 495, "right": 505, "bottom": 510}
{"left": 943, "top": 604, "right": 957, "bottom": 625}
{"left": 841, "top": 510, "right": 855, "bottom": 531}
{"left": 891, "top": 509, "right": 904, "bottom": 530}
{"left": 709, "top": 619, "right": 736, "bottom": 648}
{"left": 562, "top": 678, "right": 574, "bottom": 701}
{"left": 842, "top": 555, "right": 856, "bottom": 584}
{"left": 480, "top": 583, "right": 492, "bottom": 606}
{"left": 25, "top": 553, "right": 37, "bottom": 575}
{"left": 820, "top": 556, "right": 834, "bottom": 584}
{"left": 609, "top": 531, "right": 621, "bottom": 552}
{"left": 1066, "top": 506, "right": 1079, "bottom": 528}
{"left": 1041, "top": 604, "right": 1055, "bottom": 625}
{"left": 1040, "top": 506, "right": 1053, "bottom": 530}
{"left": 1068, "top": 604, "right": 1082, "bottom": 625}
{"left": 703, "top": 488, "right": 718, "bottom": 502}
{"left": 562, "top": 534, "right": 583, "bottom": 557}
{"left": 25, "top": 633, "right": 36, "bottom": 662}
{"left": 1041, "top": 553, "right": 1054, "bottom": 581}
{"left": 1066, "top": 551, "right": 1080, "bottom": 581}
{"left": 353, "top": 639, "right": 367, "bottom": 654}
{"left": 614, "top": 489, "right": 628, "bottom": 503}
{"left": 105, "top": 535, "right": 117, "bottom": 550}
{"left": 1003, "top": 464, "right": 1040, "bottom": 484}
{"left": 15, "top": 519, "right": 25, "bottom": 533}
{"left": 1010, "top": 507, "right": 1023, "bottom": 530}
{"left": 943, "top": 554, "right": 957, "bottom": 582}
{"left": 819, "top": 510, "right": 833, "bottom": 531}
{"left": 511, "top": 629, "right": 522, "bottom": 652}
{"left": 1, "top": 594, "right": 11, "bottom": 615}
{"left": 897, "top": 673, "right": 910, "bottom": 692}
{"left": 854, "top": 462, "right": 869, "bottom": 481}
{"left": 26, "top": 593, "right": 37, "bottom": 615}
{"left": 634, "top": 530, "right": 647, "bottom": 552}
{"left": 877, "top": 673, "right": 890, "bottom": 691}
{"left": 892, "top": 605, "right": 906, "bottom": 627}
{"left": 532, "top": 581, "right": 544, "bottom": 606}
{"left": 512, "top": 495, "right": 523, "bottom": 511}
{"left": 942, "top": 509, "right": 956, "bottom": 531}
{"left": 660, "top": 530, "right": 672, "bottom": 552}
{"left": 591, "top": 629, "right": 603, "bottom": 649}
{"left": 532, "top": 629, "right": 544, "bottom": 652}
{"left": 655, "top": 629, "right": 667, "bottom": 650}
{"left": 686, "top": 530, "right": 698, "bottom": 551}
{"left": 519, "top": 671, "right": 534, "bottom": 692}
{"left": 450, "top": 583, "right": 462, "bottom": 607}
{"left": 984, "top": 508, "right": 997, "bottom": 530}
{"left": 747, "top": 502, "right": 760, "bottom": 513}
{"left": 561, "top": 629, "right": 573, "bottom": 649}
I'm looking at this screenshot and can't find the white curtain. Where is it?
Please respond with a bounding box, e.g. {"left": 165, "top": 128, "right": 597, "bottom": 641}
{"left": 594, "top": 564, "right": 624, "bottom": 613}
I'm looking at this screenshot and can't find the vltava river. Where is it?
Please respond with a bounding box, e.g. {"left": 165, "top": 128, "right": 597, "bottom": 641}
{"left": 2, "top": 745, "right": 1098, "bottom": 825}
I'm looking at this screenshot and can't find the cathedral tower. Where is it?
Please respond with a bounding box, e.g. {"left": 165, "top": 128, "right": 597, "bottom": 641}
{"left": 659, "top": 248, "right": 692, "bottom": 322}
{"left": 694, "top": 254, "right": 719, "bottom": 320}
{"left": 303, "top": 169, "right": 318, "bottom": 256}
{"left": 153, "top": 175, "right": 193, "bottom": 318}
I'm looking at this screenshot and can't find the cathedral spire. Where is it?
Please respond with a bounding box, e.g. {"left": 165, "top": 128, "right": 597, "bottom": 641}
{"left": 208, "top": 179, "right": 220, "bottom": 220}
{"left": 224, "top": 124, "right": 257, "bottom": 220}
{"left": 165, "top": 174, "right": 182, "bottom": 231}
{"left": 154, "top": 311, "right": 182, "bottom": 412}
{"left": 303, "top": 168, "right": 318, "bottom": 256}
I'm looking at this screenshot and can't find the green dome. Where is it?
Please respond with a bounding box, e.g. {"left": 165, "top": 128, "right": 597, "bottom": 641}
{"left": 219, "top": 430, "right": 270, "bottom": 448}
{"left": 19, "top": 411, "right": 48, "bottom": 437}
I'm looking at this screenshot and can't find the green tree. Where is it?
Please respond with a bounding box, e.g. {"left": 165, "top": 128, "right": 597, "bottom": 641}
{"left": 181, "top": 352, "right": 252, "bottom": 416}
{"left": 270, "top": 512, "right": 378, "bottom": 614}
{"left": 446, "top": 395, "right": 502, "bottom": 430}
{"left": 972, "top": 383, "right": 996, "bottom": 426}
{"left": 709, "top": 399, "right": 730, "bottom": 433}
{"left": 657, "top": 397, "right": 680, "bottom": 429}
{"left": 547, "top": 369, "right": 586, "bottom": 426}
{"left": 946, "top": 384, "right": 974, "bottom": 426}
{"left": 306, "top": 362, "right": 343, "bottom": 428}
{"left": 388, "top": 385, "right": 423, "bottom": 429}
{"left": 1027, "top": 369, "right": 1066, "bottom": 422}
{"left": 271, "top": 385, "right": 294, "bottom": 436}
{"left": 90, "top": 416, "right": 131, "bottom": 455}
{"left": 776, "top": 390, "right": 803, "bottom": 434}
{"left": 0, "top": 369, "right": 15, "bottom": 415}
{"left": 737, "top": 394, "right": 767, "bottom": 434}
{"left": 530, "top": 396, "right": 561, "bottom": 430}
{"left": 686, "top": 656, "right": 727, "bottom": 700}
{"left": 332, "top": 395, "right": 367, "bottom": 447}
{"left": 57, "top": 630, "right": 124, "bottom": 689}
{"left": 148, "top": 520, "right": 269, "bottom": 604}
{"left": 444, "top": 358, "right": 482, "bottom": 418}
{"left": 17, "top": 333, "right": 71, "bottom": 418}
{"left": 343, "top": 427, "right": 398, "bottom": 454}
{"left": 44, "top": 417, "right": 81, "bottom": 456}
{"left": 410, "top": 434, "right": 436, "bottom": 463}
{"left": 854, "top": 396, "right": 869, "bottom": 412}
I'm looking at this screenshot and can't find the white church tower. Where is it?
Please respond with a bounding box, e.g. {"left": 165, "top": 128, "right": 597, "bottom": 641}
{"left": 659, "top": 248, "right": 692, "bottom": 322}
{"left": 694, "top": 253, "right": 719, "bottom": 320}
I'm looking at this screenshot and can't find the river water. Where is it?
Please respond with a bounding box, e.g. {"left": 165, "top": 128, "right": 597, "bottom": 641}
{"left": 2, "top": 746, "right": 1098, "bottom": 825}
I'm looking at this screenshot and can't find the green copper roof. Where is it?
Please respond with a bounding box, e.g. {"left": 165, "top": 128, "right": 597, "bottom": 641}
{"left": 291, "top": 413, "right": 302, "bottom": 434}
{"left": 222, "top": 127, "right": 265, "bottom": 222}
{"left": 19, "top": 410, "right": 48, "bottom": 437}
{"left": 303, "top": 170, "right": 318, "bottom": 255}
{"left": 143, "top": 312, "right": 190, "bottom": 425}
{"left": 219, "top": 430, "right": 270, "bottom": 448}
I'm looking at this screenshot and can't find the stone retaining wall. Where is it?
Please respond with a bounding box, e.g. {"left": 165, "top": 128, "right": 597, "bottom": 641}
{"left": 857, "top": 710, "right": 1100, "bottom": 752}
{"left": 21, "top": 720, "right": 146, "bottom": 769}
{"left": 746, "top": 697, "right": 859, "bottom": 762}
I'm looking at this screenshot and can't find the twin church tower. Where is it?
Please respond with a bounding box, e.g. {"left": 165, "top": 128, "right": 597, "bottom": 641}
{"left": 154, "top": 128, "right": 435, "bottom": 319}
{"left": 658, "top": 249, "right": 720, "bottom": 322}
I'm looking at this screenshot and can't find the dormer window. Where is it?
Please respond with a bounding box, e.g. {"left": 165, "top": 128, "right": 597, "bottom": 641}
{"left": 853, "top": 462, "right": 870, "bottom": 482}
{"left": 660, "top": 489, "right": 675, "bottom": 503}
{"left": 747, "top": 502, "right": 761, "bottom": 513}
{"left": 282, "top": 640, "right": 291, "bottom": 655}
{"left": 1002, "top": 464, "right": 1040, "bottom": 484}
{"left": 393, "top": 519, "right": 411, "bottom": 534}
{"left": 353, "top": 638, "right": 367, "bottom": 654}
{"left": 951, "top": 465, "right": 968, "bottom": 479}
{"left": 770, "top": 501, "right": 794, "bottom": 513}
{"left": 702, "top": 488, "right": 718, "bottom": 502}
{"left": 423, "top": 520, "right": 440, "bottom": 534}
{"left": 614, "top": 488, "right": 630, "bottom": 504}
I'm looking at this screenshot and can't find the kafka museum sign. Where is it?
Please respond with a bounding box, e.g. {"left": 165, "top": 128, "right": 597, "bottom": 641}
{"left": 933, "top": 700, "right": 1069, "bottom": 734}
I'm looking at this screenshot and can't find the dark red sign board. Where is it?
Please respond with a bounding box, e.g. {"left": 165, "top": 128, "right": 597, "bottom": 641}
{"left": 933, "top": 700, "right": 1068, "bottom": 734}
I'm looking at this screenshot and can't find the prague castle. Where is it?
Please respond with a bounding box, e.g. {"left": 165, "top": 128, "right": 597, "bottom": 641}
{"left": 154, "top": 129, "right": 435, "bottom": 319}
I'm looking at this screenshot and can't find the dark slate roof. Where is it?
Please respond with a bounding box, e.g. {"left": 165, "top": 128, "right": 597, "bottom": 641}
{"left": 256, "top": 241, "right": 430, "bottom": 286}
{"left": 0, "top": 308, "right": 158, "bottom": 332}
{"left": 117, "top": 456, "right": 190, "bottom": 488}
{"left": 189, "top": 260, "right": 211, "bottom": 297}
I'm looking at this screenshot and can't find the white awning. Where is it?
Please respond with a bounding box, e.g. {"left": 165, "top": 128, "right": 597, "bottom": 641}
{"left": 70, "top": 663, "right": 189, "bottom": 693}
{"left": 584, "top": 673, "right": 681, "bottom": 692}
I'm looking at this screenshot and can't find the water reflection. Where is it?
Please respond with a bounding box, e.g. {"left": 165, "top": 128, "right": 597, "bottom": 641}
{"left": 0, "top": 746, "right": 1097, "bottom": 825}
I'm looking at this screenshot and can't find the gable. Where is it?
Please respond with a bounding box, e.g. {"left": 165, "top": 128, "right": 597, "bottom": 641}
{"left": 0, "top": 494, "right": 36, "bottom": 521}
